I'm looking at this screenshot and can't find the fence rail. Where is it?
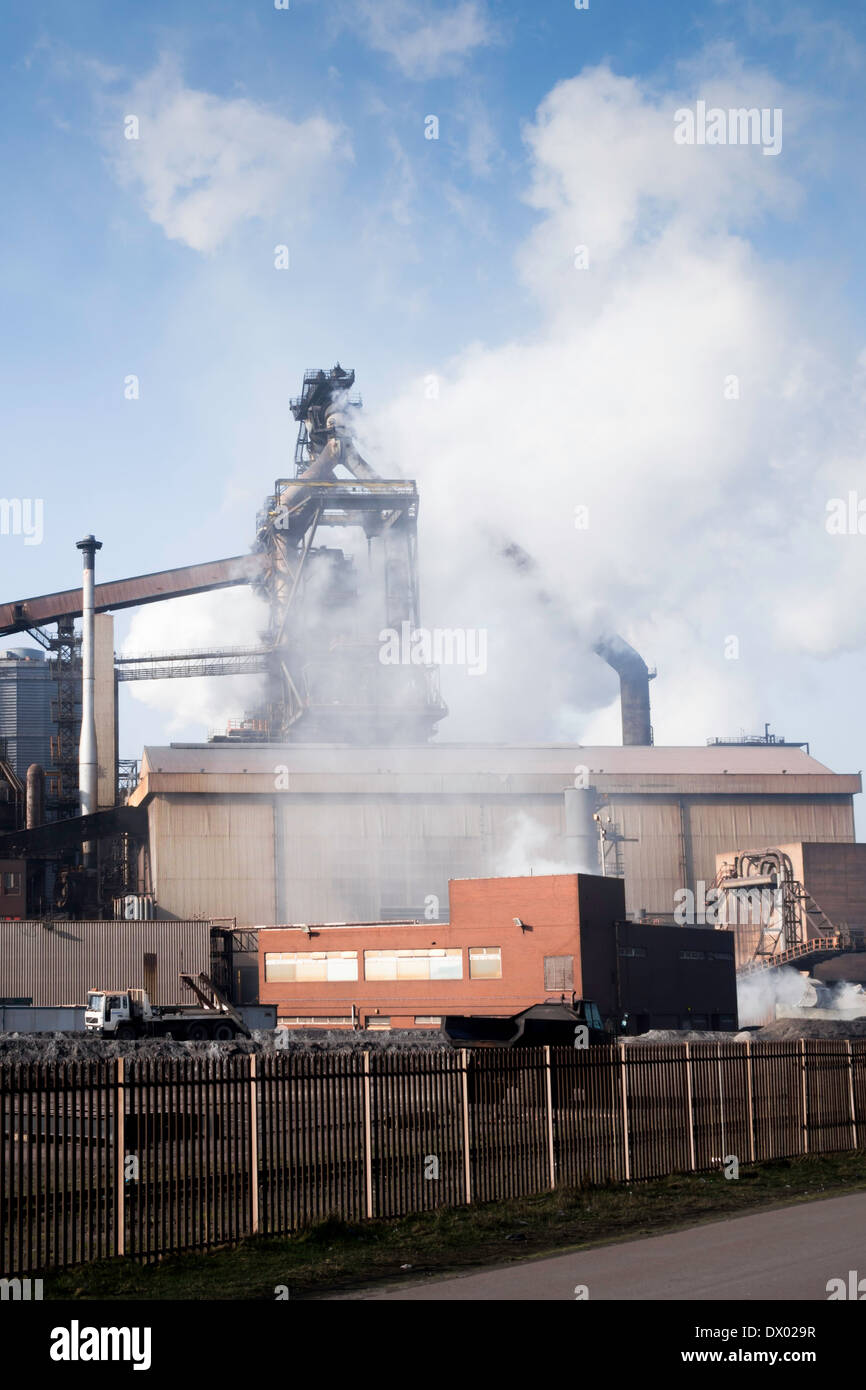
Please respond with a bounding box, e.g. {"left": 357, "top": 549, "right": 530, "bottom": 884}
{"left": 2, "top": 1040, "right": 865, "bottom": 1277}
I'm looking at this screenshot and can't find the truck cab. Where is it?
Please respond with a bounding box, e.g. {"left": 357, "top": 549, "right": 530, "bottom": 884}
{"left": 85, "top": 989, "right": 147, "bottom": 1038}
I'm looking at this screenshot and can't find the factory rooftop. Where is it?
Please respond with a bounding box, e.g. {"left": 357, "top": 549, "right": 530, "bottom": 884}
{"left": 130, "top": 742, "right": 859, "bottom": 801}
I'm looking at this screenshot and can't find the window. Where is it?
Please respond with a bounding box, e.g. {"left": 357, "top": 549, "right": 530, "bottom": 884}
{"left": 265, "top": 951, "right": 358, "bottom": 983}
{"left": 414, "top": 1016, "right": 442, "bottom": 1025}
{"left": 279, "top": 1016, "right": 353, "bottom": 1026}
{"left": 3, "top": 872, "right": 22, "bottom": 895}
{"left": 469, "top": 947, "right": 502, "bottom": 979}
{"left": 543, "top": 955, "right": 574, "bottom": 992}
{"left": 585, "top": 1003, "right": 603, "bottom": 1031}
{"left": 364, "top": 947, "right": 462, "bottom": 981}
{"left": 366, "top": 1017, "right": 391, "bottom": 1030}
{"left": 618, "top": 946, "right": 647, "bottom": 959}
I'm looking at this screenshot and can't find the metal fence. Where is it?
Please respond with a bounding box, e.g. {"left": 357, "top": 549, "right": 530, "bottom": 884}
{"left": 2, "top": 1040, "right": 865, "bottom": 1277}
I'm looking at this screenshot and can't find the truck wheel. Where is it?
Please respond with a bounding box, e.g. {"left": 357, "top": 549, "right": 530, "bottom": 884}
{"left": 186, "top": 1022, "right": 208, "bottom": 1041}
{"left": 116, "top": 1025, "right": 135, "bottom": 1040}
{"left": 213, "top": 1023, "right": 234, "bottom": 1041}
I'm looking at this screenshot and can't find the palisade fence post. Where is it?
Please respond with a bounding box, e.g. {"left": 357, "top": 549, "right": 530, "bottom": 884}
{"left": 846, "top": 1041, "right": 858, "bottom": 1151}
{"left": 249, "top": 1054, "right": 259, "bottom": 1236}
{"left": 460, "top": 1048, "right": 472, "bottom": 1205}
{"left": 543, "top": 1045, "right": 556, "bottom": 1188}
{"left": 800, "top": 1039, "right": 809, "bottom": 1155}
{"left": 684, "top": 1042, "right": 696, "bottom": 1171}
{"left": 745, "top": 1039, "right": 756, "bottom": 1163}
{"left": 363, "top": 1052, "right": 374, "bottom": 1219}
{"left": 619, "top": 1043, "right": 630, "bottom": 1181}
{"left": 114, "top": 1057, "right": 125, "bottom": 1258}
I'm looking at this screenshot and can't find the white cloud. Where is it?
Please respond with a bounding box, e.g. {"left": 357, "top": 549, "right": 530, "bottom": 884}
{"left": 346, "top": 0, "right": 494, "bottom": 79}
{"left": 111, "top": 56, "right": 348, "bottom": 252}
{"left": 122, "top": 588, "right": 269, "bottom": 732}
{"left": 354, "top": 59, "right": 866, "bottom": 746}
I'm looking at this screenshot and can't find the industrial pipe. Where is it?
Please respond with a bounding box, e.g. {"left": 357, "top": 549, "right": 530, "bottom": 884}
{"left": 25, "top": 763, "right": 45, "bottom": 829}
{"left": 593, "top": 634, "right": 654, "bottom": 746}
{"left": 76, "top": 534, "right": 102, "bottom": 864}
{"left": 563, "top": 786, "right": 598, "bottom": 873}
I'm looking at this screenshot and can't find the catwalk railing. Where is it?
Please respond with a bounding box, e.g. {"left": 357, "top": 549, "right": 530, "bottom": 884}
{"left": 2, "top": 1041, "right": 865, "bottom": 1276}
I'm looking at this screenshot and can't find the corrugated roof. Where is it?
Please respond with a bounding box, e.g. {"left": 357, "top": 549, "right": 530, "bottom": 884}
{"left": 141, "top": 742, "right": 838, "bottom": 776}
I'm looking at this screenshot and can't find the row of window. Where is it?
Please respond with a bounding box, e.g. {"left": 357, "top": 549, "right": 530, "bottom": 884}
{"left": 678, "top": 950, "right": 732, "bottom": 962}
{"left": 619, "top": 947, "right": 732, "bottom": 963}
{"left": 264, "top": 946, "right": 503, "bottom": 984}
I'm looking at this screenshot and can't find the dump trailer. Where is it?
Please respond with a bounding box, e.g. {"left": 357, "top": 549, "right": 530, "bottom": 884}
{"left": 442, "top": 1000, "right": 608, "bottom": 1049}
{"left": 84, "top": 973, "right": 250, "bottom": 1040}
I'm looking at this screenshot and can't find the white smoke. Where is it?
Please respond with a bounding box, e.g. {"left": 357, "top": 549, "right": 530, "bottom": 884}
{"left": 824, "top": 979, "right": 866, "bottom": 1014}
{"left": 738, "top": 968, "right": 866, "bottom": 1025}
{"left": 494, "top": 811, "right": 595, "bottom": 877}
{"left": 737, "top": 966, "right": 809, "bottom": 1027}
{"left": 120, "top": 587, "right": 269, "bottom": 734}
{"left": 350, "top": 59, "right": 866, "bottom": 746}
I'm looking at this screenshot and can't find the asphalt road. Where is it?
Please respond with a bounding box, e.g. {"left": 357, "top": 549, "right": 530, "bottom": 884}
{"left": 328, "top": 1192, "right": 866, "bottom": 1300}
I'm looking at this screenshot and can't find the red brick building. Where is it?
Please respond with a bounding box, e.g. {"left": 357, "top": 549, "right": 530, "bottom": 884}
{"left": 0, "top": 858, "right": 26, "bottom": 918}
{"left": 258, "top": 873, "right": 737, "bottom": 1032}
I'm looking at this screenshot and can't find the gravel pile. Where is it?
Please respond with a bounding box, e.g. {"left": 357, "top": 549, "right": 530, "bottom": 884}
{"left": 621, "top": 1030, "right": 754, "bottom": 1045}
{"left": 3, "top": 1017, "right": 865, "bottom": 1062}
{"left": 0, "top": 1028, "right": 454, "bottom": 1062}
{"left": 752, "top": 1017, "right": 866, "bottom": 1041}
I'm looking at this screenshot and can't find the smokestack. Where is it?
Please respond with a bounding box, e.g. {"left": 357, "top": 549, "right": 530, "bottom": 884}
{"left": 76, "top": 534, "right": 102, "bottom": 864}
{"left": 593, "top": 634, "right": 654, "bottom": 745}
{"left": 25, "top": 763, "right": 45, "bottom": 829}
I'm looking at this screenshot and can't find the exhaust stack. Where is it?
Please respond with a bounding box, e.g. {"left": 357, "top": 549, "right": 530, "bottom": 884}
{"left": 593, "top": 634, "right": 654, "bottom": 745}
{"left": 76, "top": 534, "right": 102, "bottom": 863}
{"left": 25, "top": 763, "right": 45, "bottom": 829}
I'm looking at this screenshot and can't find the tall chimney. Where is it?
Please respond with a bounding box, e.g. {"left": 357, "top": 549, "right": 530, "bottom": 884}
{"left": 593, "top": 634, "right": 654, "bottom": 745}
{"left": 76, "top": 535, "right": 102, "bottom": 862}
{"left": 25, "top": 763, "right": 45, "bottom": 829}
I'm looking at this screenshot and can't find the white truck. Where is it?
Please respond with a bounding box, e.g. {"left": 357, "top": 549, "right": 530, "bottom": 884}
{"left": 84, "top": 973, "right": 250, "bottom": 1041}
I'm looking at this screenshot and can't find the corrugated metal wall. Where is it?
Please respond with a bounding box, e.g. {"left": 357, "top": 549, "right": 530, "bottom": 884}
{"left": 0, "top": 920, "right": 212, "bottom": 1005}
{"left": 273, "top": 795, "right": 529, "bottom": 922}
{"left": 610, "top": 795, "right": 854, "bottom": 918}
{"left": 150, "top": 784, "right": 855, "bottom": 926}
{"left": 149, "top": 794, "right": 276, "bottom": 924}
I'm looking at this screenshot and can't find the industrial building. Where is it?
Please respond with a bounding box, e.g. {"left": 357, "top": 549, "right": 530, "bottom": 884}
{"left": 0, "top": 648, "right": 52, "bottom": 781}
{"left": 257, "top": 872, "right": 738, "bottom": 1032}
{"left": 0, "top": 918, "right": 212, "bottom": 1007}
{"left": 0, "top": 363, "right": 861, "bottom": 1008}
{"left": 715, "top": 841, "right": 866, "bottom": 970}
{"left": 127, "top": 739, "right": 858, "bottom": 926}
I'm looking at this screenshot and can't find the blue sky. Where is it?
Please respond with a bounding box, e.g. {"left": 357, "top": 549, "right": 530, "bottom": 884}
{"left": 2, "top": 0, "right": 866, "bottom": 808}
